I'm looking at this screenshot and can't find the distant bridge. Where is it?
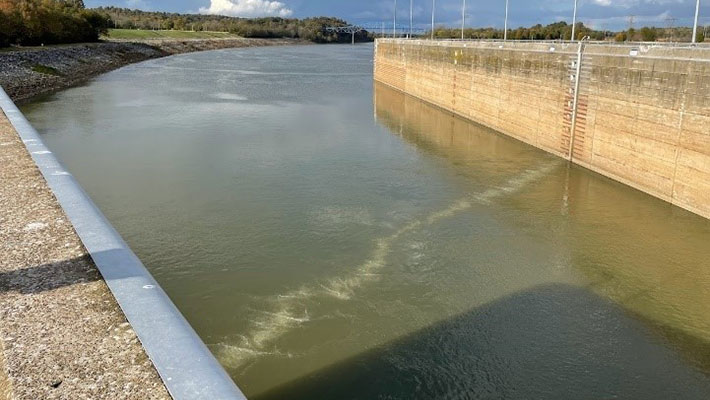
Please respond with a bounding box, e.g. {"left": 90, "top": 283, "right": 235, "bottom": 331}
{"left": 324, "top": 26, "right": 366, "bottom": 45}
{"left": 361, "top": 24, "right": 430, "bottom": 38}
{"left": 324, "top": 25, "right": 430, "bottom": 44}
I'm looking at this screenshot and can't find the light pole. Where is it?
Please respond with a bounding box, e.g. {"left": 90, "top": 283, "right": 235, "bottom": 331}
{"left": 431, "top": 0, "right": 436, "bottom": 40}
{"left": 462, "top": 0, "right": 466, "bottom": 39}
{"left": 571, "top": 0, "right": 578, "bottom": 41}
{"left": 393, "top": 0, "right": 397, "bottom": 38}
{"left": 693, "top": 0, "right": 700, "bottom": 43}
{"left": 504, "top": 0, "right": 509, "bottom": 41}
{"left": 409, "top": 0, "right": 413, "bottom": 38}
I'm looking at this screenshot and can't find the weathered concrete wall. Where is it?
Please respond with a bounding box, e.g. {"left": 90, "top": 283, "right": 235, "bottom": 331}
{"left": 374, "top": 39, "right": 710, "bottom": 219}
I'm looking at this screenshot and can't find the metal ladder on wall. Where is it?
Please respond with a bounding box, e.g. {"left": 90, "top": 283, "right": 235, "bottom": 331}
{"left": 561, "top": 42, "right": 591, "bottom": 161}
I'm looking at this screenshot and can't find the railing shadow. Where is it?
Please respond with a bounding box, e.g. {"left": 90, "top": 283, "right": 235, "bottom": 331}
{"left": 0, "top": 254, "right": 103, "bottom": 295}
{"left": 0, "top": 249, "right": 144, "bottom": 295}
{"left": 257, "top": 283, "right": 710, "bottom": 400}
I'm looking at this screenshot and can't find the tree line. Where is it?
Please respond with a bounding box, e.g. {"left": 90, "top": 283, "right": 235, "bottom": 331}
{"left": 430, "top": 21, "right": 705, "bottom": 43}
{"left": 434, "top": 22, "right": 707, "bottom": 42}
{"left": 617, "top": 26, "right": 704, "bottom": 43}
{"left": 94, "top": 7, "right": 371, "bottom": 43}
{"left": 430, "top": 21, "right": 607, "bottom": 41}
{"left": 0, "top": 2, "right": 371, "bottom": 47}
{"left": 0, "top": 0, "right": 111, "bottom": 47}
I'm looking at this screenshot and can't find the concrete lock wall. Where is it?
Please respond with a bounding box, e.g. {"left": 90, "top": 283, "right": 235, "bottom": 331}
{"left": 374, "top": 39, "right": 710, "bottom": 219}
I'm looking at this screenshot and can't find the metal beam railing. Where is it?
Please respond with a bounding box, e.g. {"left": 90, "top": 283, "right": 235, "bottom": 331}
{"left": 384, "top": 37, "right": 710, "bottom": 49}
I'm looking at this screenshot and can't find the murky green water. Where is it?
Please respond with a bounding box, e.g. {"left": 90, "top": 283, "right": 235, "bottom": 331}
{"left": 22, "top": 44, "right": 710, "bottom": 399}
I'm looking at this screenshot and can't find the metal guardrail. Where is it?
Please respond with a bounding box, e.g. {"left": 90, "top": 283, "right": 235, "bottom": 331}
{"left": 0, "top": 87, "right": 246, "bottom": 400}
{"left": 387, "top": 37, "right": 710, "bottom": 49}
{"left": 378, "top": 38, "right": 710, "bottom": 62}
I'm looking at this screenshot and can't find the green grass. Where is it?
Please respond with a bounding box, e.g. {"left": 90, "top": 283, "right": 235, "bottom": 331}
{"left": 103, "top": 29, "right": 241, "bottom": 40}
{"left": 31, "top": 64, "right": 62, "bottom": 76}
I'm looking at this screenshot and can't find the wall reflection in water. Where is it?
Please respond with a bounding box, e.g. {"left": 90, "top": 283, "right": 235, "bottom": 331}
{"left": 368, "top": 81, "right": 710, "bottom": 397}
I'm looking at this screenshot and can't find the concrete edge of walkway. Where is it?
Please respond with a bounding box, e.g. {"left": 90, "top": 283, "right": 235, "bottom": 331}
{"left": 0, "top": 87, "right": 246, "bottom": 400}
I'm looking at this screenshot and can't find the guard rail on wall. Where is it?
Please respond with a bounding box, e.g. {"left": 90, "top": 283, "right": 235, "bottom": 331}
{"left": 389, "top": 37, "right": 710, "bottom": 49}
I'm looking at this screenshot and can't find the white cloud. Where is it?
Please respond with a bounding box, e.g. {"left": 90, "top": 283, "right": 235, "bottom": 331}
{"left": 199, "top": 0, "right": 293, "bottom": 18}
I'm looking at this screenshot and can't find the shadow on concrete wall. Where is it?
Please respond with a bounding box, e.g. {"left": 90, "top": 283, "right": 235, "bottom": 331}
{"left": 257, "top": 283, "right": 710, "bottom": 400}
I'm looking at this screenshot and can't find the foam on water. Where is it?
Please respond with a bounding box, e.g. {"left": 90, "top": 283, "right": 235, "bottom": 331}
{"left": 217, "top": 161, "right": 561, "bottom": 368}
{"left": 213, "top": 93, "right": 248, "bottom": 101}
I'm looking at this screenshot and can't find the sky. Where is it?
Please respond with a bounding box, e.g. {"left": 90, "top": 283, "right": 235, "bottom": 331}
{"left": 86, "top": 0, "right": 710, "bottom": 31}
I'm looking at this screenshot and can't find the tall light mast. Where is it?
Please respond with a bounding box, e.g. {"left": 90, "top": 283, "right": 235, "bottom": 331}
{"left": 462, "top": 0, "right": 467, "bottom": 39}
{"left": 410, "top": 0, "right": 414, "bottom": 38}
{"left": 393, "top": 0, "right": 398, "bottom": 38}
{"left": 571, "top": 0, "right": 579, "bottom": 41}
{"left": 693, "top": 0, "right": 702, "bottom": 43}
{"left": 504, "top": 0, "right": 509, "bottom": 41}
{"left": 431, "top": 0, "right": 436, "bottom": 40}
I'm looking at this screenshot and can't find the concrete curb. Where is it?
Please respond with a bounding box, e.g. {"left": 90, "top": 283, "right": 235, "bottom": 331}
{"left": 0, "top": 87, "right": 246, "bottom": 400}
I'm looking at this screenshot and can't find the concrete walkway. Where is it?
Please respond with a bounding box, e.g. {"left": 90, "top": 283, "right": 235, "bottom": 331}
{"left": 0, "top": 111, "right": 171, "bottom": 399}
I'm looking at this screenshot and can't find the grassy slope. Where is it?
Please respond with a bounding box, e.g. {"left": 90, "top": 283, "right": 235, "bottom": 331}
{"left": 103, "top": 29, "right": 240, "bottom": 40}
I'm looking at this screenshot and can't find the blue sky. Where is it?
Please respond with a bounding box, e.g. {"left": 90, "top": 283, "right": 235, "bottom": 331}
{"left": 86, "top": 0, "right": 710, "bottom": 31}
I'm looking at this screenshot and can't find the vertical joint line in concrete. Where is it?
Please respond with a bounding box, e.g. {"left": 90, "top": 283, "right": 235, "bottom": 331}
{"left": 568, "top": 41, "right": 585, "bottom": 161}
{"left": 670, "top": 84, "right": 688, "bottom": 206}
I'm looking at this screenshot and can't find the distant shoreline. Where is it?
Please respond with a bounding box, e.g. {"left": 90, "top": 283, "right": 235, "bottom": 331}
{"left": 0, "top": 37, "right": 306, "bottom": 103}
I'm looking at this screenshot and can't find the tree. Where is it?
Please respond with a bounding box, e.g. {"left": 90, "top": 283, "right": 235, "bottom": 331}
{"left": 0, "top": 12, "right": 12, "bottom": 46}
{"left": 65, "top": 0, "right": 85, "bottom": 9}
{"left": 91, "top": 7, "right": 370, "bottom": 43}
{"left": 429, "top": 21, "right": 606, "bottom": 42}
{"left": 640, "top": 27, "right": 657, "bottom": 42}
{"left": 627, "top": 28, "right": 636, "bottom": 41}
{"left": 0, "top": 0, "right": 109, "bottom": 47}
{"left": 173, "top": 16, "right": 187, "bottom": 30}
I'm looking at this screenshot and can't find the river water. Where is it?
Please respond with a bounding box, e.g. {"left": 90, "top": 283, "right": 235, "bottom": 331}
{"left": 22, "top": 44, "right": 710, "bottom": 399}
